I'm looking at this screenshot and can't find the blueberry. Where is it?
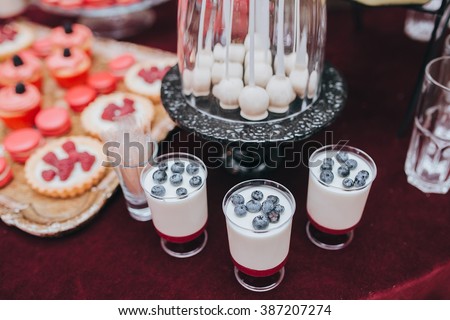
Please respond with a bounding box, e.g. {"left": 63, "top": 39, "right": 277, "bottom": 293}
{"left": 234, "top": 204, "right": 247, "bottom": 217}
{"left": 354, "top": 176, "right": 367, "bottom": 188}
{"left": 158, "top": 161, "right": 168, "bottom": 171}
{"left": 186, "top": 162, "right": 200, "bottom": 175}
{"left": 320, "top": 170, "right": 334, "bottom": 184}
{"left": 345, "top": 159, "right": 358, "bottom": 170}
{"left": 323, "top": 157, "right": 335, "bottom": 166}
{"left": 176, "top": 187, "right": 188, "bottom": 198}
{"left": 151, "top": 185, "right": 166, "bottom": 197}
{"left": 267, "top": 211, "right": 280, "bottom": 223}
{"left": 152, "top": 170, "right": 167, "bottom": 184}
{"left": 169, "top": 173, "right": 183, "bottom": 186}
{"left": 261, "top": 200, "right": 275, "bottom": 214}
{"left": 171, "top": 161, "right": 185, "bottom": 173}
{"left": 252, "top": 215, "right": 269, "bottom": 230}
{"left": 246, "top": 200, "right": 261, "bottom": 213}
{"left": 231, "top": 193, "right": 245, "bottom": 206}
{"left": 266, "top": 195, "right": 279, "bottom": 205}
{"left": 189, "top": 175, "right": 202, "bottom": 187}
{"left": 273, "top": 204, "right": 285, "bottom": 215}
{"left": 336, "top": 151, "right": 349, "bottom": 164}
{"left": 357, "top": 170, "right": 370, "bottom": 180}
{"left": 320, "top": 163, "right": 333, "bottom": 171}
{"left": 251, "top": 190, "right": 264, "bottom": 201}
{"left": 342, "top": 178, "right": 354, "bottom": 188}
{"left": 337, "top": 165, "right": 350, "bottom": 178}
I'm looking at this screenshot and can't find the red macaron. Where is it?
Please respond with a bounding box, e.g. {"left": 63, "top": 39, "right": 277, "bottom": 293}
{"left": 35, "top": 107, "right": 72, "bottom": 137}
{"left": 65, "top": 85, "right": 97, "bottom": 113}
{"left": 0, "top": 157, "right": 13, "bottom": 188}
{"left": 87, "top": 71, "right": 117, "bottom": 94}
{"left": 3, "top": 128, "right": 44, "bottom": 163}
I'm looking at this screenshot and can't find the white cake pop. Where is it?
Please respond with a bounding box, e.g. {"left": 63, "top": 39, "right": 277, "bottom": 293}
{"left": 196, "top": 49, "right": 214, "bottom": 68}
{"left": 244, "top": 33, "right": 269, "bottom": 51}
{"left": 239, "top": 85, "right": 269, "bottom": 120}
{"left": 307, "top": 69, "right": 318, "bottom": 99}
{"left": 213, "top": 43, "right": 246, "bottom": 63}
{"left": 273, "top": 52, "right": 297, "bottom": 76}
{"left": 182, "top": 69, "right": 193, "bottom": 95}
{"left": 266, "top": 75, "right": 296, "bottom": 113}
{"left": 213, "top": 78, "right": 244, "bottom": 110}
{"left": 211, "top": 62, "right": 243, "bottom": 85}
{"left": 289, "top": 67, "right": 308, "bottom": 98}
{"left": 244, "top": 63, "right": 273, "bottom": 88}
{"left": 192, "top": 66, "right": 211, "bottom": 96}
{"left": 244, "top": 49, "right": 272, "bottom": 67}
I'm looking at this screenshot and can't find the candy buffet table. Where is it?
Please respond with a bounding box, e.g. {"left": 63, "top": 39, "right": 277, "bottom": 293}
{"left": 1, "top": 1, "right": 449, "bottom": 299}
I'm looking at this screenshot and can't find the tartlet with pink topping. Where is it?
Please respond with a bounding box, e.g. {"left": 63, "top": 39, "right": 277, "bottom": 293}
{"left": 24, "top": 136, "right": 106, "bottom": 198}
{"left": 124, "top": 60, "right": 174, "bottom": 104}
{"left": 0, "top": 22, "right": 34, "bottom": 61}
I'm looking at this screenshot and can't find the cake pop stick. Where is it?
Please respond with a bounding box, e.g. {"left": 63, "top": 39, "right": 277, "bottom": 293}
{"left": 239, "top": 0, "right": 269, "bottom": 120}
{"left": 213, "top": 0, "right": 245, "bottom": 64}
{"left": 244, "top": 0, "right": 272, "bottom": 87}
{"left": 192, "top": 0, "right": 212, "bottom": 96}
{"left": 213, "top": 0, "right": 244, "bottom": 109}
{"left": 290, "top": 29, "right": 309, "bottom": 98}
{"left": 266, "top": 0, "right": 295, "bottom": 113}
{"left": 307, "top": 63, "right": 319, "bottom": 99}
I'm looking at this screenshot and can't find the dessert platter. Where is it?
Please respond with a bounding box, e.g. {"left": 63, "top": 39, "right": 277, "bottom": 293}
{"left": 162, "top": 0, "right": 347, "bottom": 175}
{"left": 0, "top": 20, "right": 177, "bottom": 237}
{"left": 35, "top": 0, "right": 170, "bottom": 39}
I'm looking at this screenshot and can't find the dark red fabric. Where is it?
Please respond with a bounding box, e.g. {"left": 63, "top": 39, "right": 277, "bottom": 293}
{"left": 1, "top": 2, "right": 449, "bottom": 299}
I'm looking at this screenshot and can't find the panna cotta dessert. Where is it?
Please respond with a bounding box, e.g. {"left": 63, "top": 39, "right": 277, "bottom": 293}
{"left": 222, "top": 179, "right": 296, "bottom": 292}
{"left": 306, "top": 145, "right": 377, "bottom": 250}
{"left": 141, "top": 153, "right": 208, "bottom": 258}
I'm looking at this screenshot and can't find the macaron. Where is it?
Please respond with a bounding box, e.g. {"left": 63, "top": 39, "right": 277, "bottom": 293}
{"left": 108, "top": 53, "right": 135, "bottom": 80}
{"left": 31, "top": 37, "right": 53, "bottom": 58}
{"left": 4, "top": 128, "right": 44, "bottom": 163}
{"left": 65, "top": 85, "right": 97, "bottom": 112}
{"left": 87, "top": 71, "right": 117, "bottom": 94}
{"left": 35, "top": 107, "right": 71, "bottom": 137}
{"left": 0, "top": 157, "right": 13, "bottom": 188}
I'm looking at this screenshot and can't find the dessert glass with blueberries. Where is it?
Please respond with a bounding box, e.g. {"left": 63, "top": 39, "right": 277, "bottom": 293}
{"left": 306, "top": 145, "right": 377, "bottom": 250}
{"left": 140, "top": 152, "right": 208, "bottom": 258}
{"left": 222, "top": 179, "right": 296, "bottom": 292}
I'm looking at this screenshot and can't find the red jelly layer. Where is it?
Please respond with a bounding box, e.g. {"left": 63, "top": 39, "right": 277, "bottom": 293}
{"left": 307, "top": 212, "right": 358, "bottom": 235}
{"left": 232, "top": 256, "right": 288, "bottom": 278}
{"left": 155, "top": 222, "right": 207, "bottom": 244}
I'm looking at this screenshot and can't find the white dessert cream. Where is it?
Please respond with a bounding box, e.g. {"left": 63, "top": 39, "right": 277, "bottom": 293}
{"left": 307, "top": 147, "right": 376, "bottom": 232}
{"left": 143, "top": 156, "right": 208, "bottom": 240}
{"left": 223, "top": 182, "right": 295, "bottom": 274}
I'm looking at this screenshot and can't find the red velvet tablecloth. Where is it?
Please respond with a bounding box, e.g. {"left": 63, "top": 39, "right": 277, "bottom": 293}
{"left": 1, "top": 1, "right": 449, "bottom": 299}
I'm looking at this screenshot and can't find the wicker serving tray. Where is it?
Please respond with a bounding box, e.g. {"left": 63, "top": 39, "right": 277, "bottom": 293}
{"left": 0, "top": 21, "right": 177, "bottom": 237}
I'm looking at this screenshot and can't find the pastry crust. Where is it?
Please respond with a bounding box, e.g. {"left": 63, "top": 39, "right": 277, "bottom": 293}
{"left": 124, "top": 59, "right": 176, "bottom": 104}
{"left": 24, "top": 136, "right": 107, "bottom": 198}
{"left": 80, "top": 92, "right": 154, "bottom": 139}
{"left": 0, "top": 22, "right": 34, "bottom": 61}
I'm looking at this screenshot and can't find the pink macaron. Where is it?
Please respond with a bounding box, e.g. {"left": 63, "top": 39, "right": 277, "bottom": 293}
{"left": 3, "top": 128, "right": 44, "bottom": 163}
{"left": 35, "top": 107, "right": 72, "bottom": 137}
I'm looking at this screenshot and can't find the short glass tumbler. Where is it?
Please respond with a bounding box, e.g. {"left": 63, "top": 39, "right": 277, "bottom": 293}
{"left": 107, "top": 138, "right": 158, "bottom": 221}
{"left": 306, "top": 145, "right": 377, "bottom": 250}
{"left": 222, "top": 179, "right": 296, "bottom": 292}
{"left": 141, "top": 152, "right": 208, "bottom": 258}
{"left": 404, "top": 56, "right": 450, "bottom": 194}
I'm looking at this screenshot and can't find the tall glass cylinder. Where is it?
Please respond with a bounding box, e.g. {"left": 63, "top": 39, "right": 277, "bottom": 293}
{"left": 177, "top": 0, "right": 327, "bottom": 122}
